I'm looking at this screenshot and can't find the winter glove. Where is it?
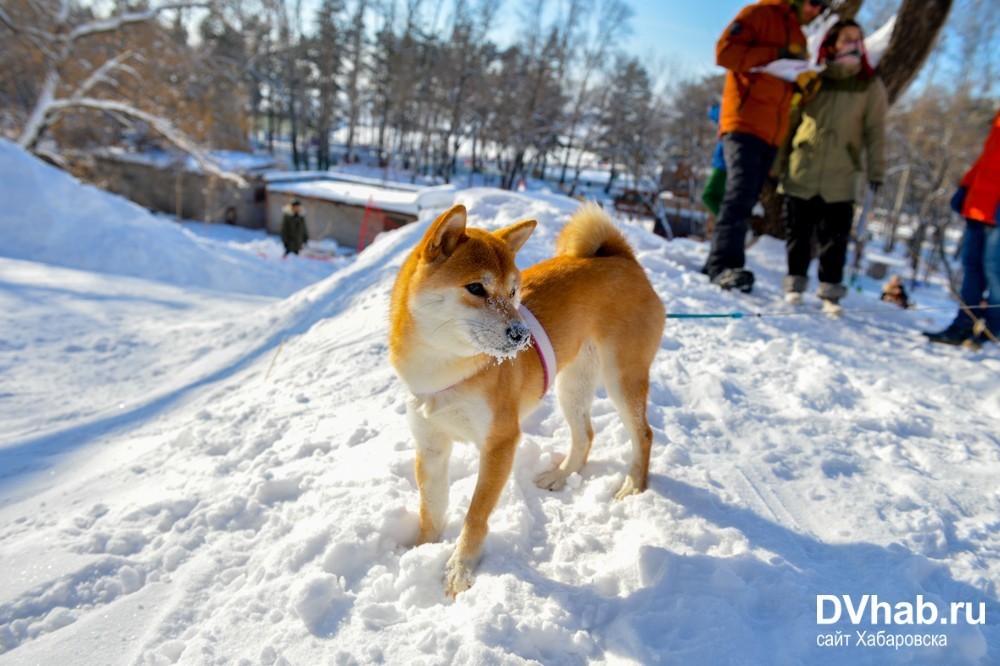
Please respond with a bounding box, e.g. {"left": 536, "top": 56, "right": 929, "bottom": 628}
{"left": 778, "top": 43, "right": 807, "bottom": 60}
{"left": 950, "top": 186, "right": 967, "bottom": 215}
{"left": 794, "top": 70, "right": 822, "bottom": 102}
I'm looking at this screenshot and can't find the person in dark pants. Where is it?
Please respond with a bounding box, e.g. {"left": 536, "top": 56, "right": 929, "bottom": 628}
{"left": 704, "top": 0, "right": 826, "bottom": 293}
{"left": 784, "top": 196, "right": 857, "bottom": 300}
{"left": 924, "top": 109, "right": 1000, "bottom": 349}
{"left": 281, "top": 199, "right": 309, "bottom": 256}
{"left": 778, "top": 20, "right": 887, "bottom": 315}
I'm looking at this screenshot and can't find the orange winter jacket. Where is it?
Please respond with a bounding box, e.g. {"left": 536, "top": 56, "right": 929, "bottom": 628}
{"left": 717, "top": 0, "right": 807, "bottom": 147}
{"left": 959, "top": 110, "right": 1000, "bottom": 225}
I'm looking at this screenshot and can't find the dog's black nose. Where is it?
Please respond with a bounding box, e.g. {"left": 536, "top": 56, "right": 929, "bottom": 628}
{"left": 506, "top": 322, "right": 529, "bottom": 345}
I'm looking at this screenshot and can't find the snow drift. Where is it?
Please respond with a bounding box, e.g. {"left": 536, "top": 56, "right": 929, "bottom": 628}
{"left": 0, "top": 139, "right": 337, "bottom": 298}
{"left": 0, "top": 141, "right": 997, "bottom": 665}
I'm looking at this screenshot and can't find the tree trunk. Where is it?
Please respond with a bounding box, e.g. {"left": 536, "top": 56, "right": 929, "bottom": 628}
{"left": 884, "top": 163, "right": 911, "bottom": 253}
{"left": 835, "top": 0, "right": 864, "bottom": 20}
{"left": 17, "top": 69, "right": 60, "bottom": 151}
{"left": 908, "top": 194, "right": 939, "bottom": 286}
{"left": 344, "top": 0, "right": 367, "bottom": 163}
{"left": 878, "top": 0, "right": 953, "bottom": 104}
{"left": 750, "top": 178, "right": 784, "bottom": 239}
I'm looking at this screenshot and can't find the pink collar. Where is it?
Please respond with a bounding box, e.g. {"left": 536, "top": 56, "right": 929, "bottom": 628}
{"left": 518, "top": 305, "right": 556, "bottom": 397}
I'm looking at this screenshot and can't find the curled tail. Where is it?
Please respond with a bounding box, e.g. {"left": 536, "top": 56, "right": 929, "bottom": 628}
{"left": 556, "top": 202, "right": 636, "bottom": 260}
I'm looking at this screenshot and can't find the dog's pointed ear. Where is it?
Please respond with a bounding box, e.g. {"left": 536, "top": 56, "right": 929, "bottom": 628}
{"left": 423, "top": 205, "right": 467, "bottom": 263}
{"left": 495, "top": 219, "right": 536, "bottom": 256}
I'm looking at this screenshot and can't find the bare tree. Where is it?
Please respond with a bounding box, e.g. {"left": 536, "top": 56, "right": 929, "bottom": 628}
{"left": 556, "top": 0, "right": 633, "bottom": 189}
{"left": 0, "top": 0, "right": 243, "bottom": 183}
{"left": 598, "top": 55, "right": 665, "bottom": 196}
{"left": 368, "top": 0, "right": 427, "bottom": 173}
{"left": 434, "top": 0, "right": 501, "bottom": 182}
{"left": 881, "top": 90, "right": 993, "bottom": 277}
{"left": 273, "top": 0, "right": 310, "bottom": 169}
{"left": 309, "top": 0, "right": 346, "bottom": 170}
{"left": 342, "top": 0, "right": 369, "bottom": 163}
{"left": 945, "top": 0, "right": 1000, "bottom": 96}
{"left": 486, "top": 0, "right": 571, "bottom": 189}
{"left": 662, "top": 75, "right": 725, "bottom": 201}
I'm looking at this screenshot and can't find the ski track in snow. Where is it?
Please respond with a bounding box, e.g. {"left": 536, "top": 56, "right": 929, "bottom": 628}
{"left": 0, "top": 142, "right": 998, "bottom": 664}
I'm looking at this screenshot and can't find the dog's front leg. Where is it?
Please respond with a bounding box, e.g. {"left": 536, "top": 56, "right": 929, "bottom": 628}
{"left": 411, "top": 405, "right": 453, "bottom": 545}
{"left": 444, "top": 425, "right": 518, "bottom": 597}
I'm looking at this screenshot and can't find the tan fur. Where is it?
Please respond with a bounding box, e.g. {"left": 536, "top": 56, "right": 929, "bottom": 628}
{"left": 389, "top": 203, "right": 665, "bottom": 596}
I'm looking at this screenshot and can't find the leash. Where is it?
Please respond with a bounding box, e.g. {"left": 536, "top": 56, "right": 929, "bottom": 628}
{"left": 667, "top": 312, "right": 746, "bottom": 319}
{"left": 666, "top": 303, "right": 1000, "bottom": 320}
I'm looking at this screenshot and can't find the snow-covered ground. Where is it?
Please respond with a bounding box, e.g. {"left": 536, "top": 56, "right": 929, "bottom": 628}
{"left": 0, "top": 139, "right": 997, "bottom": 665}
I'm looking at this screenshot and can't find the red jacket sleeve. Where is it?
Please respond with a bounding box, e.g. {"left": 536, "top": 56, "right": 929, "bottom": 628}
{"left": 959, "top": 162, "right": 979, "bottom": 189}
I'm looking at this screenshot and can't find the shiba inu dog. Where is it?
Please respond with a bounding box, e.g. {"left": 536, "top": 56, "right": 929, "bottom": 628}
{"left": 389, "top": 202, "right": 665, "bottom": 596}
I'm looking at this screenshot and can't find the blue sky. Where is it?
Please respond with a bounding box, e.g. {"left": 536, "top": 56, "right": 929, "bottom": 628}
{"left": 622, "top": 1, "right": 748, "bottom": 77}
{"left": 488, "top": 1, "right": 931, "bottom": 90}
{"left": 486, "top": 0, "right": 760, "bottom": 83}
{"left": 267, "top": 0, "right": 832, "bottom": 81}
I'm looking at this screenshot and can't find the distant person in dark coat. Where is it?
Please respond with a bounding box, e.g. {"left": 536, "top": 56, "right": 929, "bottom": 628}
{"left": 281, "top": 200, "right": 309, "bottom": 256}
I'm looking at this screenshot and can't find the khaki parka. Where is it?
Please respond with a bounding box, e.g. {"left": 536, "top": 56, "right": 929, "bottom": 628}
{"left": 778, "top": 65, "right": 888, "bottom": 203}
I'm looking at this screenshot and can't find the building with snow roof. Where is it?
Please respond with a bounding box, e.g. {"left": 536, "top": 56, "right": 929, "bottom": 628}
{"left": 265, "top": 173, "right": 455, "bottom": 251}
{"left": 77, "top": 148, "right": 277, "bottom": 229}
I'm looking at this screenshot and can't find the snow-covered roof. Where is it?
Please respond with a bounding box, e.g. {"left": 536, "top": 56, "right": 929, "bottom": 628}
{"left": 268, "top": 179, "right": 456, "bottom": 216}
{"left": 96, "top": 147, "right": 277, "bottom": 174}
{"left": 265, "top": 170, "right": 425, "bottom": 192}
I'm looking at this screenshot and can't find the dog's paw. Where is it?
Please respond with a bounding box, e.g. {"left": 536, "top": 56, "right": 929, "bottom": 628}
{"left": 614, "top": 475, "right": 644, "bottom": 501}
{"left": 444, "top": 553, "right": 475, "bottom": 598}
{"left": 417, "top": 526, "right": 442, "bottom": 546}
{"left": 535, "top": 468, "right": 570, "bottom": 491}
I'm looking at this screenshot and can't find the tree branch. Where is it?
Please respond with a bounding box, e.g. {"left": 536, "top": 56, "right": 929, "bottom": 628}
{"left": 0, "top": 5, "right": 15, "bottom": 32}
{"left": 46, "top": 97, "right": 247, "bottom": 187}
{"left": 67, "top": 2, "right": 209, "bottom": 43}
{"left": 0, "top": 4, "right": 61, "bottom": 58}
{"left": 71, "top": 51, "right": 140, "bottom": 98}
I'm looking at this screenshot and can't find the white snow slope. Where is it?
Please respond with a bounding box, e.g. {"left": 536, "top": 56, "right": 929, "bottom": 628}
{"left": 0, "top": 139, "right": 997, "bottom": 665}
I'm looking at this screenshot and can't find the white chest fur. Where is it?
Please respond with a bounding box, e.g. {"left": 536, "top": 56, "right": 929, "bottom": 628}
{"left": 407, "top": 389, "right": 494, "bottom": 448}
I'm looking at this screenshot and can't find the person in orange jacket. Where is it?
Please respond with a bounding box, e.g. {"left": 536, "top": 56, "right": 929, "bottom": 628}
{"left": 924, "top": 109, "right": 1000, "bottom": 348}
{"left": 704, "top": 0, "right": 827, "bottom": 292}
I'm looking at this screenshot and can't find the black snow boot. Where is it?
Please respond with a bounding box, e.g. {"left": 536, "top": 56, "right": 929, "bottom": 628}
{"left": 923, "top": 325, "right": 973, "bottom": 346}
{"left": 711, "top": 268, "right": 755, "bottom": 293}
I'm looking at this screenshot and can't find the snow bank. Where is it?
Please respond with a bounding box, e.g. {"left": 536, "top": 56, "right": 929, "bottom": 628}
{"left": 0, "top": 139, "right": 337, "bottom": 297}
{"left": 0, "top": 144, "right": 997, "bottom": 665}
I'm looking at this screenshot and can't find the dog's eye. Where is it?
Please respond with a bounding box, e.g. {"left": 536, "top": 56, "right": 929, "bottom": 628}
{"left": 466, "top": 283, "right": 487, "bottom": 297}
{"left": 509, "top": 287, "right": 516, "bottom": 298}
